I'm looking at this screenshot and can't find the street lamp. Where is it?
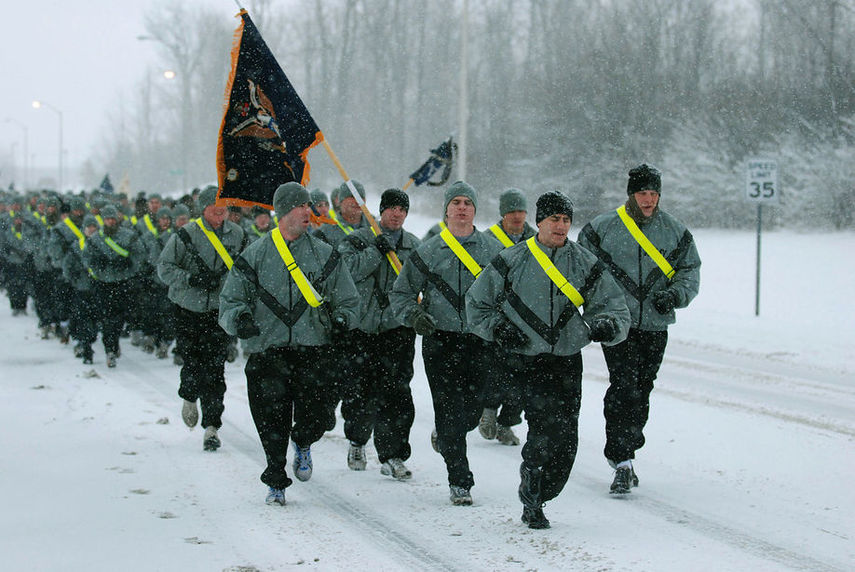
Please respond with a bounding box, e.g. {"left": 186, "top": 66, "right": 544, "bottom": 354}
{"left": 32, "top": 100, "right": 63, "bottom": 191}
{"left": 3, "top": 117, "right": 29, "bottom": 190}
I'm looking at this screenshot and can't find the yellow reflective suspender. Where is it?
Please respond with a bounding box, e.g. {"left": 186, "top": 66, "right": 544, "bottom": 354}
{"left": 615, "top": 205, "right": 675, "bottom": 279}
{"left": 438, "top": 221, "right": 483, "bottom": 277}
{"left": 63, "top": 217, "right": 86, "bottom": 250}
{"left": 10, "top": 211, "right": 21, "bottom": 240}
{"left": 95, "top": 214, "right": 104, "bottom": 227}
{"left": 131, "top": 215, "right": 138, "bottom": 226}
{"left": 143, "top": 214, "right": 158, "bottom": 237}
{"left": 369, "top": 227, "right": 401, "bottom": 275}
{"left": 489, "top": 223, "right": 514, "bottom": 248}
{"left": 270, "top": 229, "right": 324, "bottom": 308}
{"left": 100, "top": 230, "right": 129, "bottom": 257}
{"left": 525, "top": 237, "right": 585, "bottom": 308}
{"left": 194, "top": 218, "right": 234, "bottom": 270}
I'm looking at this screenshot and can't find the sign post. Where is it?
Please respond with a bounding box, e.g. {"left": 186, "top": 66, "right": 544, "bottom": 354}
{"left": 745, "top": 158, "right": 779, "bottom": 316}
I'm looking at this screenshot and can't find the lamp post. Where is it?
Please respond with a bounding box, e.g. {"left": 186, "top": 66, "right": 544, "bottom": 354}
{"left": 3, "top": 117, "right": 29, "bottom": 190}
{"left": 32, "top": 100, "right": 63, "bottom": 191}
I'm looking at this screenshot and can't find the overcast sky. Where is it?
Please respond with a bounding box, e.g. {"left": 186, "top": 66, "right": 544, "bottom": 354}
{"left": 0, "top": 0, "right": 240, "bottom": 184}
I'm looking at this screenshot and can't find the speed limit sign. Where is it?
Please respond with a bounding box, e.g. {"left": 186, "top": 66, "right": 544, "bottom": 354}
{"left": 746, "top": 159, "right": 779, "bottom": 204}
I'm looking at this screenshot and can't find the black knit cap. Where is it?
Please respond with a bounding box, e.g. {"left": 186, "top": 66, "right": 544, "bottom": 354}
{"left": 379, "top": 188, "right": 409, "bottom": 213}
{"left": 535, "top": 191, "right": 574, "bottom": 224}
{"left": 627, "top": 163, "right": 661, "bottom": 195}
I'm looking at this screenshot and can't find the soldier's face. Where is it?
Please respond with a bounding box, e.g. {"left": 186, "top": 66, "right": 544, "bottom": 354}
{"left": 149, "top": 199, "right": 161, "bottom": 213}
{"left": 502, "top": 210, "right": 527, "bottom": 234}
{"left": 255, "top": 214, "right": 270, "bottom": 229}
{"left": 445, "top": 196, "right": 475, "bottom": 226}
{"left": 175, "top": 215, "right": 189, "bottom": 228}
{"left": 313, "top": 200, "right": 330, "bottom": 217}
{"left": 338, "top": 196, "right": 362, "bottom": 224}
{"left": 278, "top": 203, "right": 311, "bottom": 239}
{"left": 158, "top": 217, "right": 171, "bottom": 231}
{"left": 203, "top": 206, "right": 228, "bottom": 229}
{"left": 380, "top": 205, "right": 407, "bottom": 231}
{"left": 633, "top": 190, "right": 659, "bottom": 218}
{"left": 536, "top": 214, "right": 572, "bottom": 248}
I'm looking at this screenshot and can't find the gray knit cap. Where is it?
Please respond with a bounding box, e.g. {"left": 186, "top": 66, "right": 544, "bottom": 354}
{"left": 101, "top": 205, "right": 120, "bottom": 220}
{"left": 310, "top": 188, "right": 329, "bottom": 205}
{"left": 273, "top": 182, "right": 310, "bottom": 218}
{"left": 197, "top": 186, "right": 219, "bottom": 211}
{"left": 172, "top": 204, "right": 190, "bottom": 218}
{"left": 339, "top": 180, "right": 366, "bottom": 203}
{"left": 443, "top": 180, "right": 478, "bottom": 214}
{"left": 499, "top": 188, "right": 527, "bottom": 216}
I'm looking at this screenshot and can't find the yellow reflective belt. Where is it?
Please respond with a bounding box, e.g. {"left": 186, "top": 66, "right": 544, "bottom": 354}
{"left": 369, "top": 227, "right": 401, "bottom": 275}
{"left": 64, "top": 217, "right": 86, "bottom": 250}
{"left": 100, "top": 230, "right": 129, "bottom": 257}
{"left": 270, "top": 229, "right": 324, "bottom": 308}
{"left": 489, "top": 224, "right": 514, "bottom": 248}
{"left": 131, "top": 215, "right": 138, "bottom": 226}
{"left": 616, "top": 205, "right": 675, "bottom": 279}
{"left": 438, "top": 221, "right": 482, "bottom": 277}
{"left": 195, "top": 218, "right": 234, "bottom": 270}
{"left": 526, "top": 237, "right": 585, "bottom": 308}
{"left": 144, "top": 214, "right": 158, "bottom": 237}
{"left": 336, "top": 219, "right": 353, "bottom": 235}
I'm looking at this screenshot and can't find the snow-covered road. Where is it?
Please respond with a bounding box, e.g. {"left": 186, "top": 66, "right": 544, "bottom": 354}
{"left": 2, "top": 228, "right": 853, "bottom": 571}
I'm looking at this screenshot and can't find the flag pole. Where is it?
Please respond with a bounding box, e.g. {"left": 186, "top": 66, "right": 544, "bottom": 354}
{"left": 321, "top": 139, "right": 403, "bottom": 271}
{"left": 402, "top": 178, "right": 414, "bottom": 191}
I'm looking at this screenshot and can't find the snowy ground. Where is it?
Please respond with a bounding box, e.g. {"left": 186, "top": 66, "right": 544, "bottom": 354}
{"left": 1, "top": 216, "right": 853, "bottom": 571}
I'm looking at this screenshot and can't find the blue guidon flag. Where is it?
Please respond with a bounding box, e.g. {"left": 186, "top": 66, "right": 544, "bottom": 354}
{"left": 216, "top": 9, "right": 324, "bottom": 209}
{"left": 408, "top": 136, "right": 455, "bottom": 187}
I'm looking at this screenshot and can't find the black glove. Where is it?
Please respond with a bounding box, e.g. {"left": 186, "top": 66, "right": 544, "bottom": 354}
{"left": 652, "top": 289, "right": 678, "bottom": 314}
{"left": 411, "top": 309, "right": 437, "bottom": 337}
{"left": 588, "top": 317, "right": 618, "bottom": 343}
{"left": 494, "top": 319, "right": 529, "bottom": 349}
{"left": 236, "top": 313, "right": 260, "bottom": 339}
{"left": 331, "top": 311, "right": 349, "bottom": 335}
{"left": 375, "top": 234, "right": 395, "bottom": 255}
{"left": 189, "top": 269, "right": 221, "bottom": 291}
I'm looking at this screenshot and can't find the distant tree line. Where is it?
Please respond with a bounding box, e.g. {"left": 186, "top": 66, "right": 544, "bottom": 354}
{"left": 86, "top": 0, "right": 855, "bottom": 229}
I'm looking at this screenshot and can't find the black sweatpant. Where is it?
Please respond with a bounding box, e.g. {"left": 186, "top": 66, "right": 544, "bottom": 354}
{"left": 341, "top": 327, "right": 416, "bottom": 463}
{"left": 511, "top": 352, "right": 583, "bottom": 503}
{"left": 175, "top": 306, "right": 229, "bottom": 429}
{"left": 4, "top": 262, "right": 31, "bottom": 311}
{"left": 95, "top": 279, "right": 131, "bottom": 355}
{"left": 480, "top": 348, "right": 523, "bottom": 427}
{"left": 245, "top": 345, "right": 331, "bottom": 489}
{"left": 69, "top": 289, "right": 98, "bottom": 353}
{"left": 422, "top": 331, "right": 490, "bottom": 489}
{"left": 601, "top": 328, "right": 668, "bottom": 464}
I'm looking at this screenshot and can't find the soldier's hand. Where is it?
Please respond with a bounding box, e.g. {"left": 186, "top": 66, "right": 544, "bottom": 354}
{"left": 412, "top": 310, "right": 437, "bottom": 337}
{"left": 236, "top": 313, "right": 260, "bottom": 339}
{"left": 588, "top": 317, "right": 618, "bottom": 343}
{"left": 494, "top": 319, "right": 529, "bottom": 349}
{"left": 189, "top": 269, "right": 221, "bottom": 291}
{"left": 375, "top": 234, "right": 395, "bottom": 255}
{"left": 331, "top": 311, "right": 349, "bottom": 335}
{"left": 652, "top": 289, "right": 678, "bottom": 314}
